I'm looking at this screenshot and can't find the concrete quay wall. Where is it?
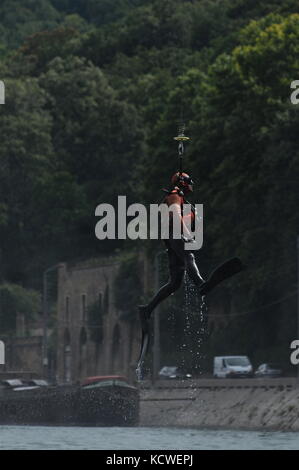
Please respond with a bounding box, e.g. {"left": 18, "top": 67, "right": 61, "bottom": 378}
{"left": 139, "top": 378, "right": 299, "bottom": 431}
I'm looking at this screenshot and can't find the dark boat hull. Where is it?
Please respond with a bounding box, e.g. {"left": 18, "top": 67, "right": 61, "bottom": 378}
{"left": 0, "top": 385, "right": 139, "bottom": 426}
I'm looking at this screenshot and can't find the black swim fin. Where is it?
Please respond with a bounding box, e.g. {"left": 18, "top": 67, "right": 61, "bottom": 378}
{"left": 136, "top": 329, "right": 150, "bottom": 381}
{"left": 200, "top": 257, "right": 245, "bottom": 296}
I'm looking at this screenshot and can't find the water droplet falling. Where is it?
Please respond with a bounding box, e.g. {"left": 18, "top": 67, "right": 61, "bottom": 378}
{"left": 181, "top": 274, "right": 209, "bottom": 376}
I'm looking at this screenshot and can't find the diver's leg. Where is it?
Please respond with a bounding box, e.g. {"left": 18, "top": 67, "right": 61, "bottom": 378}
{"left": 169, "top": 239, "right": 205, "bottom": 287}
{"left": 139, "top": 246, "right": 185, "bottom": 330}
{"left": 185, "top": 252, "right": 205, "bottom": 286}
{"left": 145, "top": 267, "right": 184, "bottom": 315}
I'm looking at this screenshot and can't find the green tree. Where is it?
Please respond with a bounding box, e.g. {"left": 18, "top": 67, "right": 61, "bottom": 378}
{"left": 114, "top": 251, "right": 143, "bottom": 320}
{"left": 186, "top": 14, "right": 299, "bottom": 364}
{"left": 40, "top": 55, "right": 143, "bottom": 203}
{"left": 0, "top": 0, "right": 62, "bottom": 49}
{"left": 0, "top": 283, "right": 41, "bottom": 333}
{"left": 0, "top": 78, "right": 53, "bottom": 283}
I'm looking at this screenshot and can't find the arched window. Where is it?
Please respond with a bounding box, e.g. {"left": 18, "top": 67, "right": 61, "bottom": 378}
{"left": 111, "top": 324, "right": 122, "bottom": 372}
{"left": 65, "top": 296, "right": 70, "bottom": 323}
{"left": 98, "top": 292, "right": 103, "bottom": 313}
{"left": 63, "top": 329, "right": 71, "bottom": 383}
{"left": 81, "top": 294, "right": 87, "bottom": 322}
{"left": 79, "top": 327, "right": 88, "bottom": 379}
{"left": 80, "top": 327, "right": 87, "bottom": 345}
{"left": 103, "top": 285, "right": 109, "bottom": 314}
{"left": 88, "top": 298, "right": 104, "bottom": 344}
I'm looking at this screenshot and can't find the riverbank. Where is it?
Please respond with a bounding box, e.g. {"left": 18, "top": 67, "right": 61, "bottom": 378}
{"left": 139, "top": 378, "right": 299, "bottom": 431}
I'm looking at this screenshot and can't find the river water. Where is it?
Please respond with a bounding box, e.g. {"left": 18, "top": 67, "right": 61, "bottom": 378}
{"left": 0, "top": 426, "right": 299, "bottom": 450}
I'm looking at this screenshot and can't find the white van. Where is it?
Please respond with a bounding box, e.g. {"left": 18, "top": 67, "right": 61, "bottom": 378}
{"left": 213, "top": 356, "right": 253, "bottom": 378}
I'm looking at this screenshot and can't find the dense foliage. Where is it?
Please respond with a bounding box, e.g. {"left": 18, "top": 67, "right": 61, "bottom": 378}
{"left": 0, "top": 0, "right": 298, "bottom": 370}
{"left": 0, "top": 283, "right": 41, "bottom": 333}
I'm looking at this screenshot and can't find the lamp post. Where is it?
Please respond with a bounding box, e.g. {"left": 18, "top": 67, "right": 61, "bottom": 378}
{"left": 42, "top": 264, "right": 59, "bottom": 380}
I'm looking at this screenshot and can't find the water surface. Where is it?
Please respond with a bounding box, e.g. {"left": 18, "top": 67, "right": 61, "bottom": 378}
{"left": 0, "top": 426, "right": 298, "bottom": 450}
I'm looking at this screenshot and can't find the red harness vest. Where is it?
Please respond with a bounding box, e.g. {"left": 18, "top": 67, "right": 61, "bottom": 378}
{"left": 165, "top": 189, "right": 195, "bottom": 230}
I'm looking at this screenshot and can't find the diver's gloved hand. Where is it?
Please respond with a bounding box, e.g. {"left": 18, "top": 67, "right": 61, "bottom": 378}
{"left": 181, "top": 235, "right": 195, "bottom": 243}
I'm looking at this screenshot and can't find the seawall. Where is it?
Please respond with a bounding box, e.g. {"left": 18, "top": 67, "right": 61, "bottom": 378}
{"left": 139, "top": 378, "right": 299, "bottom": 431}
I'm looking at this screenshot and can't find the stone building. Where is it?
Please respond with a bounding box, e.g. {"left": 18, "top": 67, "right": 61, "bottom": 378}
{"left": 56, "top": 255, "right": 145, "bottom": 384}
{"left": 0, "top": 311, "right": 45, "bottom": 377}
{"left": 0, "top": 335, "right": 43, "bottom": 377}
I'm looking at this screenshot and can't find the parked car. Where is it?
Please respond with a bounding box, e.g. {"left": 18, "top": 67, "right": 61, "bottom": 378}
{"left": 213, "top": 356, "right": 253, "bottom": 378}
{"left": 158, "top": 366, "right": 192, "bottom": 380}
{"left": 254, "top": 363, "right": 282, "bottom": 378}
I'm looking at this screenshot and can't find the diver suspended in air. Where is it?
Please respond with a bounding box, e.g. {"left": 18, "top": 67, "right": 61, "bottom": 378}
{"left": 136, "top": 128, "right": 244, "bottom": 377}
{"left": 138, "top": 169, "right": 244, "bottom": 330}
{"left": 138, "top": 171, "right": 205, "bottom": 332}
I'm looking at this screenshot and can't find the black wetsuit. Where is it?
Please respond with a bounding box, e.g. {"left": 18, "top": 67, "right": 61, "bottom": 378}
{"left": 137, "top": 186, "right": 244, "bottom": 370}
{"left": 143, "top": 188, "right": 204, "bottom": 317}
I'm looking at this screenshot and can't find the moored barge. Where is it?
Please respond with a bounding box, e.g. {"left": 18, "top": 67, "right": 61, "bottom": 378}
{"left": 0, "top": 375, "right": 139, "bottom": 426}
